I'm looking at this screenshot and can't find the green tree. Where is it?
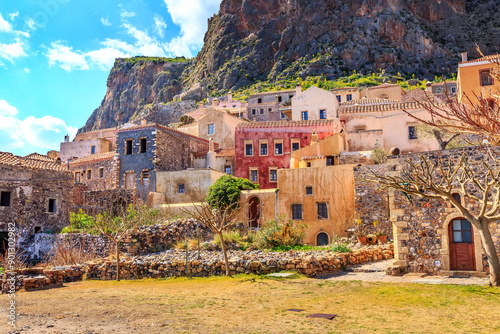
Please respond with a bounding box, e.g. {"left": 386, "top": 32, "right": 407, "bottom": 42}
{"left": 207, "top": 175, "right": 258, "bottom": 210}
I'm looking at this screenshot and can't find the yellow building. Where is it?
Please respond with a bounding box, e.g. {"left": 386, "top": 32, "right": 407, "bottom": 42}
{"left": 457, "top": 52, "right": 500, "bottom": 106}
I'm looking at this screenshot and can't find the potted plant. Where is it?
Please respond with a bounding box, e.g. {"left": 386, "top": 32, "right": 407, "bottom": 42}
{"left": 373, "top": 220, "right": 387, "bottom": 244}
{"left": 354, "top": 218, "right": 367, "bottom": 245}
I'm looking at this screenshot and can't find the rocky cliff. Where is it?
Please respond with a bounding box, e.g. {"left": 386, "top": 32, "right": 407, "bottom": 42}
{"left": 80, "top": 0, "right": 500, "bottom": 132}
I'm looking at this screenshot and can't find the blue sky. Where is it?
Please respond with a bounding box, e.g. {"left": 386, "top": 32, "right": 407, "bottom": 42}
{"left": 0, "top": 0, "right": 221, "bottom": 156}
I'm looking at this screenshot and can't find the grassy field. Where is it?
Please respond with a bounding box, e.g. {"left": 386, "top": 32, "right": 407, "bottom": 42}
{"left": 1, "top": 275, "right": 499, "bottom": 333}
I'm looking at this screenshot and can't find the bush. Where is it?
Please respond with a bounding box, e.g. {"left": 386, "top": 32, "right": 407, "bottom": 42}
{"left": 207, "top": 175, "right": 258, "bottom": 210}
{"left": 331, "top": 243, "right": 352, "bottom": 253}
{"left": 255, "top": 216, "right": 308, "bottom": 249}
{"left": 371, "top": 147, "right": 388, "bottom": 165}
{"left": 214, "top": 230, "right": 257, "bottom": 250}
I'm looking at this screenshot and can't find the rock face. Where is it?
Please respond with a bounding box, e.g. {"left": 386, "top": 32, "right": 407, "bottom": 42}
{"left": 186, "top": 0, "right": 499, "bottom": 90}
{"left": 79, "top": 57, "right": 190, "bottom": 133}
{"left": 80, "top": 0, "right": 500, "bottom": 131}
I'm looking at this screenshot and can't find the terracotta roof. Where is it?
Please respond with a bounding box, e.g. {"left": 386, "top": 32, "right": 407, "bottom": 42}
{"left": 367, "top": 83, "right": 402, "bottom": 90}
{"left": 69, "top": 151, "right": 116, "bottom": 167}
{"left": 249, "top": 89, "right": 296, "bottom": 97}
{"left": 24, "top": 153, "right": 58, "bottom": 162}
{"left": 460, "top": 54, "right": 500, "bottom": 65}
{"left": 216, "top": 148, "right": 235, "bottom": 158}
{"left": 301, "top": 155, "right": 326, "bottom": 160}
{"left": 340, "top": 101, "right": 432, "bottom": 114}
{"left": 236, "top": 119, "right": 336, "bottom": 129}
{"left": 0, "top": 151, "right": 68, "bottom": 172}
{"left": 177, "top": 121, "right": 199, "bottom": 129}
{"left": 340, "top": 98, "right": 399, "bottom": 106}
{"left": 118, "top": 123, "right": 212, "bottom": 144}
{"left": 184, "top": 108, "right": 207, "bottom": 121}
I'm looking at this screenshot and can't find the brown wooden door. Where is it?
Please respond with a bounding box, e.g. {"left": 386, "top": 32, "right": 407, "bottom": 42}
{"left": 449, "top": 219, "right": 476, "bottom": 271}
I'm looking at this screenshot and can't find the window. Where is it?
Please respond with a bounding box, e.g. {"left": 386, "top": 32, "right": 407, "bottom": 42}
{"left": 307, "top": 162, "right": 311, "bottom": 167}
{"left": 347, "top": 94, "right": 352, "bottom": 101}
{"left": 317, "top": 202, "right": 328, "bottom": 219}
{"left": 141, "top": 170, "right": 150, "bottom": 187}
{"left": 225, "top": 166, "right": 231, "bottom": 174}
{"left": 451, "top": 86, "right": 457, "bottom": 93}
{"left": 336, "top": 95, "right": 341, "bottom": 103}
{"left": 281, "top": 112, "right": 286, "bottom": 119}
{"left": 291, "top": 139, "right": 300, "bottom": 151}
{"left": 305, "top": 186, "right": 313, "bottom": 195}
{"left": 480, "top": 70, "right": 493, "bottom": 87}
{"left": 258, "top": 98, "right": 262, "bottom": 104}
{"left": 34, "top": 226, "right": 42, "bottom": 233}
{"left": 326, "top": 156, "right": 334, "bottom": 166}
{"left": 260, "top": 143, "right": 268, "bottom": 156}
{"left": 140, "top": 138, "right": 147, "bottom": 153}
{"left": 278, "top": 96, "right": 282, "bottom": 103}
{"left": 87, "top": 170, "right": 92, "bottom": 180}
{"left": 269, "top": 169, "right": 277, "bottom": 182}
{"left": 452, "top": 193, "right": 461, "bottom": 203}
{"left": 260, "top": 109, "right": 264, "bottom": 114}
{"left": 250, "top": 169, "right": 258, "bottom": 182}
{"left": 319, "top": 109, "right": 326, "bottom": 119}
{"left": 301, "top": 111, "right": 308, "bottom": 120}
{"left": 268, "top": 108, "right": 272, "bottom": 113}
{"left": 275, "top": 142, "right": 283, "bottom": 155}
{"left": 409, "top": 126, "right": 418, "bottom": 140}
{"left": 0, "top": 191, "right": 11, "bottom": 207}
{"left": 48, "top": 199, "right": 56, "bottom": 213}
{"left": 99, "top": 168, "right": 104, "bottom": 178}
{"left": 75, "top": 172, "right": 80, "bottom": 183}
{"left": 452, "top": 219, "right": 472, "bottom": 243}
{"left": 126, "top": 139, "right": 133, "bottom": 155}
{"left": 252, "top": 109, "right": 256, "bottom": 115}
{"left": 91, "top": 146, "right": 96, "bottom": 154}
{"left": 178, "top": 184, "right": 185, "bottom": 193}
{"left": 207, "top": 123, "right": 215, "bottom": 135}
{"left": 292, "top": 204, "right": 303, "bottom": 220}
{"left": 245, "top": 142, "right": 253, "bottom": 156}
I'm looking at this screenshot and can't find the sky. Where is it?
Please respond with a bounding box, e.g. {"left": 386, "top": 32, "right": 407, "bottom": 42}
{"left": 0, "top": 0, "right": 221, "bottom": 156}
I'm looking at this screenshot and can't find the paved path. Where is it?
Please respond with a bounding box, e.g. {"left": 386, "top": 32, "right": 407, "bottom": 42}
{"left": 317, "top": 260, "right": 490, "bottom": 286}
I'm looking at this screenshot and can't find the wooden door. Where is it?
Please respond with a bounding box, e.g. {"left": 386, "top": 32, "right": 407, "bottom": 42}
{"left": 125, "top": 172, "right": 135, "bottom": 190}
{"left": 449, "top": 219, "right": 476, "bottom": 271}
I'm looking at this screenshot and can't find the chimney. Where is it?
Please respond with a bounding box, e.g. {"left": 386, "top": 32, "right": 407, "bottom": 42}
{"left": 209, "top": 137, "right": 214, "bottom": 152}
{"left": 199, "top": 102, "right": 204, "bottom": 109}
{"left": 311, "top": 130, "right": 318, "bottom": 144}
{"left": 141, "top": 119, "right": 147, "bottom": 126}
{"left": 212, "top": 98, "right": 220, "bottom": 108}
{"left": 275, "top": 95, "right": 279, "bottom": 104}
{"left": 296, "top": 83, "right": 302, "bottom": 95}
{"left": 228, "top": 93, "right": 233, "bottom": 102}
{"left": 461, "top": 52, "right": 468, "bottom": 63}
{"left": 64, "top": 134, "right": 69, "bottom": 143}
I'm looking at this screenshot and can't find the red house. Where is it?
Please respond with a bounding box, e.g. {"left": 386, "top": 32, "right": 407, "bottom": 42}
{"left": 235, "top": 120, "right": 337, "bottom": 189}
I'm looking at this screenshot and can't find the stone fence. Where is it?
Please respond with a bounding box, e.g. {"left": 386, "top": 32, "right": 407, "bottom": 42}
{"left": 1, "top": 265, "right": 84, "bottom": 293}
{"left": 60, "top": 218, "right": 212, "bottom": 258}
{"left": 87, "top": 244, "right": 394, "bottom": 280}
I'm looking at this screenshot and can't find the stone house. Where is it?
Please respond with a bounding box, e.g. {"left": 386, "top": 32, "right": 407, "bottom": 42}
{"left": 246, "top": 87, "right": 300, "bottom": 121}
{"left": 0, "top": 152, "right": 73, "bottom": 251}
{"left": 194, "top": 147, "right": 236, "bottom": 176}
{"left": 457, "top": 52, "right": 500, "bottom": 107}
{"left": 68, "top": 151, "right": 118, "bottom": 191}
{"left": 234, "top": 120, "right": 338, "bottom": 189}
{"left": 60, "top": 127, "right": 117, "bottom": 162}
{"left": 360, "top": 83, "right": 404, "bottom": 101}
{"left": 116, "top": 121, "right": 214, "bottom": 199}
{"left": 291, "top": 86, "right": 340, "bottom": 121}
{"left": 331, "top": 87, "right": 360, "bottom": 104}
{"left": 177, "top": 108, "right": 246, "bottom": 149}
{"left": 289, "top": 133, "right": 348, "bottom": 168}
{"left": 339, "top": 98, "right": 440, "bottom": 153}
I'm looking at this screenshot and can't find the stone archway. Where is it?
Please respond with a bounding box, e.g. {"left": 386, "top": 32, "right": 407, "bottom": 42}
{"left": 316, "top": 232, "right": 329, "bottom": 246}
{"left": 248, "top": 196, "right": 261, "bottom": 229}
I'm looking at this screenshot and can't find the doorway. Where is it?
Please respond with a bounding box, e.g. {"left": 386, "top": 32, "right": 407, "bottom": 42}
{"left": 248, "top": 197, "right": 261, "bottom": 229}
{"left": 449, "top": 218, "right": 476, "bottom": 271}
{"left": 317, "top": 232, "right": 329, "bottom": 246}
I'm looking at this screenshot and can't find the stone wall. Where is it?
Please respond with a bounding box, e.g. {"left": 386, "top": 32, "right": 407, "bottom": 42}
{"left": 1, "top": 266, "right": 84, "bottom": 293}
{"left": 339, "top": 153, "right": 371, "bottom": 166}
{"left": 87, "top": 244, "right": 393, "bottom": 280}
{"left": 81, "top": 189, "right": 135, "bottom": 212}
{"left": 61, "top": 218, "right": 212, "bottom": 257}
{"left": 69, "top": 153, "right": 118, "bottom": 191}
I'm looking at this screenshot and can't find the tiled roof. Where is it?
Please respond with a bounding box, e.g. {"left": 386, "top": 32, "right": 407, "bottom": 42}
{"left": 118, "top": 122, "right": 212, "bottom": 144}
{"left": 236, "top": 119, "right": 336, "bottom": 129}
{"left": 24, "top": 153, "right": 58, "bottom": 162}
{"left": 69, "top": 151, "right": 116, "bottom": 167}
{"left": 0, "top": 151, "right": 68, "bottom": 172}
{"left": 340, "top": 98, "right": 398, "bottom": 106}
{"left": 216, "top": 148, "right": 235, "bottom": 158}
{"left": 460, "top": 54, "right": 500, "bottom": 64}
{"left": 301, "top": 155, "right": 326, "bottom": 160}
{"left": 340, "top": 101, "right": 432, "bottom": 114}
{"left": 249, "top": 89, "right": 296, "bottom": 97}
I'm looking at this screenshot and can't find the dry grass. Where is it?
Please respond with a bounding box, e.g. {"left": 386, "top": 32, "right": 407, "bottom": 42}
{"left": 43, "top": 236, "right": 95, "bottom": 267}
{"left": 1, "top": 276, "right": 499, "bottom": 333}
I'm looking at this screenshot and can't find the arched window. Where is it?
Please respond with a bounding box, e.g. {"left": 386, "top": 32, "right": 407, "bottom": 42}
{"left": 452, "top": 193, "right": 461, "bottom": 204}
{"left": 317, "top": 232, "right": 329, "bottom": 246}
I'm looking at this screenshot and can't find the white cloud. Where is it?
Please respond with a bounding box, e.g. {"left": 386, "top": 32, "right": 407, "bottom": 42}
{"left": 0, "top": 13, "right": 13, "bottom": 32}
{"left": 120, "top": 10, "right": 136, "bottom": 19}
{"left": 46, "top": 40, "right": 89, "bottom": 71}
{"left": 25, "top": 17, "right": 36, "bottom": 30}
{"left": 8, "top": 12, "right": 19, "bottom": 21}
{"left": 101, "top": 17, "right": 111, "bottom": 26}
{"left": 86, "top": 47, "right": 126, "bottom": 70}
{"left": 24, "top": 67, "right": 30, "bottom": 73}
{"left": 0, "top": 99, "right": 18, "bottom": 116}
{"left": 0, "top": 100, "right": 77, "bottom": 151}
{"left": 154, "top": 14, "right": 167, "bottom": 38}
{"left": 163, "top": 0, "right": 221, "bottom": 56}
{"left": 0, "top": 38, "right": 27, "bottom": 62}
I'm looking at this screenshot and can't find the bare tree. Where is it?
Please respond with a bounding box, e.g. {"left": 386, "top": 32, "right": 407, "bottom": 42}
{"left": 367, "top": 153, "right": 500, "bottom": 286}
{"left": 181, "top": 200, "right": 247, "bottom": 276}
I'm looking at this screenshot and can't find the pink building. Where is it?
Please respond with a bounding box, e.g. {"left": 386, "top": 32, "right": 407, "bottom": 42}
{"left": 235, "top": 120, "right": 337, "bottom": 189}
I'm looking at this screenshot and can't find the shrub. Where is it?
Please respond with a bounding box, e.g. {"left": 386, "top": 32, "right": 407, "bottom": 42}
{"left": 255, "top": 216, "right": 308, "bottom": 249}
{"left": 213, "top": 230, "right": 257, "bottom": 250}
{"left": 44, "top": 236, "right": 95, "bottom": 266}
{"left": 331, "top": 243, "right": 352, "bottom": 253}
{"left": 371, "top": 147, "right": 388, "bottom": 164}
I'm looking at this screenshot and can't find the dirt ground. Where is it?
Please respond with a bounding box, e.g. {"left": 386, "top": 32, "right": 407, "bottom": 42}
{"left": 1, "top": 275, "right": 499, "bottom": 334}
